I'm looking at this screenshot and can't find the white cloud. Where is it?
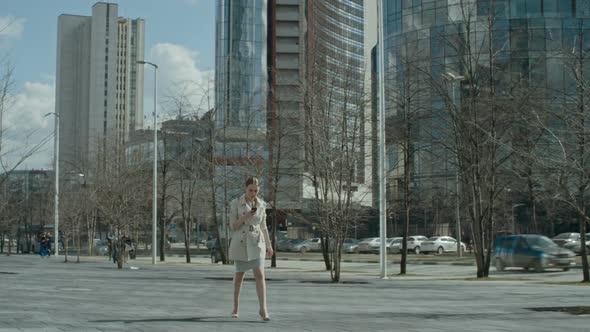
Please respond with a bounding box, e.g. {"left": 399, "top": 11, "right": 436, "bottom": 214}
{"left": 0, "top": 16, "right": 25, "bottom": 40}
{"left": 144, "top": 43, "right": 214, "bottom": 124}
{"left": 2, "top": 80, "right": 56, "bottom": 170}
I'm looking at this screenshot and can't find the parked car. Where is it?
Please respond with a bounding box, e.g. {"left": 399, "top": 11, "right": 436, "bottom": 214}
{"left": 292, "top": 238, "right": 322, "bottom": 253}
{"left": 386, "top": 237, "right": 403, "bottom": 254}
{"left": 420, "top": 236, "right": 466, "bottom": 255}
{"left": 407, "top": 235, "right": 429, "bottom": 254}
{"left": 357, "top": 237, "right": 381, "bottom": 253}
{"left": 563, "top": 233, "right": 590, "bottom": 254}
{"left": 494, "top": 234, "right": 576, "bottom": 272}
{"left": 277, "top": 238, "right": 303, "bottom": 252}
{"left": 276, "top": 238, "right": 290, "bottom": 251}
{"left": 551, "top": 232, "right": 581, "bottom": 247}
{"left": 342, "top": 238, "right": 360, "bottom": 253}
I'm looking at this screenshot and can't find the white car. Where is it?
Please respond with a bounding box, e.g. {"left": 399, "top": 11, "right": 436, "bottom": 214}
{"left": 421, "top": 236, "right": 466, "bottom": 255}
{"left": 387, "top": 237, "right": 403, "bottom": 254}
{"left": 357, "top": 237, "right": 381, "bottom": 253}
{"left": 407, "top": 235, "right": 429, "bottom": 254}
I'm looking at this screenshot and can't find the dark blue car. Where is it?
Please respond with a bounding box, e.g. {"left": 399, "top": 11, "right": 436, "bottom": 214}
{"left": 493, "top": 234, "right": 575, "bottom": 272}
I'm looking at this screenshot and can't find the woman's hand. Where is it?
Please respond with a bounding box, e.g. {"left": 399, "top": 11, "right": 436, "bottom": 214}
{"left": 266, "top": 246, "right": 274, "bottom": 258}
{"left": 239, "top": 210, "right": 256, "bottom": 224}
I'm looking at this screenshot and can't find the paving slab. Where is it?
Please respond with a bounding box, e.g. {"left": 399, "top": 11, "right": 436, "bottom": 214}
{"left": 0, "top": 254, "right": 589, "bottom": 332}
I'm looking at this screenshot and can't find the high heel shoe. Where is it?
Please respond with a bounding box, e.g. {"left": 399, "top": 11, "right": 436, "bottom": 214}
{"left": 259, "top": 310, "right": 270, "bottom": 321}
{"left": 231, "top": 311, "right": 239, "bottom": 319}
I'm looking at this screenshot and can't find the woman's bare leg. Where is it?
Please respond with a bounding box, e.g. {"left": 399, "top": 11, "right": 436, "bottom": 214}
{"left": 253, "top": 268, "right": 268, "bottom": 317}
{"left": 233, "top": 272, "right": 246, "bottom": 315}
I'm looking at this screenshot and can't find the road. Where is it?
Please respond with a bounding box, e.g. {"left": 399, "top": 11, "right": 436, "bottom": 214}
{"left": 0, "top": 254, "right": 588, "bottom": 332}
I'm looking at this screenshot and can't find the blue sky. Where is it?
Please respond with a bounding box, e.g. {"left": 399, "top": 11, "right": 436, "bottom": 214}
{"left": 1, "top": 0, "right": 216, "bottom": 170}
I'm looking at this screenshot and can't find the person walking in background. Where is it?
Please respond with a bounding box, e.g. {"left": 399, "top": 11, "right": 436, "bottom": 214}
{"left": 228, "top": 177, "right": 273, "bottom": 321}
{"left": 39, "top": 233, "right": 49, "bottom": 258}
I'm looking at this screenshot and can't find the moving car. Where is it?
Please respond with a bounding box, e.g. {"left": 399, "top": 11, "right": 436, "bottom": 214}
{"left": 421, "top": 236, "right": 466, "bottom": 254}
{"left": 494, "top": 234, "right": 575, "bottom": 272}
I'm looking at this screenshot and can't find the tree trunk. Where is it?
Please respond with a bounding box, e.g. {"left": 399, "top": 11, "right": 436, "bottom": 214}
{"left": 321, "top": 234, "right": 331, "bottom": 271}
{"left": 400, "top": 202, "right": 409, "bottom": 275}
{"left": 184, "top": 219, "right": 191, "bottom": 263}
{"left": 159, "top": 218, "right": 165, "bottom": 262}
{"left": 117, "top": 240, "right": 124, "bottom": 269}
{"left": 271, "top": 209, "right": 277, "bottom": 268}
{"left": 76, "top": 221, "right": 81, "bottom": 263}
{"left": 331, "top": 240, "right": 342, "bottom": 282}
{"left": 64, "top": 236, "right": 69, "bottom": 263}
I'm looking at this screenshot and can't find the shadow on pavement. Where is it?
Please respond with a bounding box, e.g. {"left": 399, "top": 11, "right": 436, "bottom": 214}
{"left": 89, "top": 316, "right": 266, "bottom": 324}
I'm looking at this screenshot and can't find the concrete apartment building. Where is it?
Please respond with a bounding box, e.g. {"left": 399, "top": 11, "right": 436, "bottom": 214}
{"left": 55, "top": 2, "right": 145, "bottom": 174}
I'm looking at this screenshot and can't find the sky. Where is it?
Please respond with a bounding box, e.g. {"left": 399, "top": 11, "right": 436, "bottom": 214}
{"left": 0, "top": 0, "right": 215, "bottom": 171}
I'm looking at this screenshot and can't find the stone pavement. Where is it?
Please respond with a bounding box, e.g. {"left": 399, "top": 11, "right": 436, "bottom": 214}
{"left": 0, "top": 254, "right": 589, "bottom": 332}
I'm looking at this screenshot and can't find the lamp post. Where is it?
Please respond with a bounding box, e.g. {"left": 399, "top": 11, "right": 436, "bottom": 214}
{"left": 512, "top": 203, "right": 525, "bottom": 234}
{"left": 44, "top": 112, "right": 60, "bottom": 256}
{"left": 137, "top": 60, "right": 158, "bottom": 265}
{"left": 377, "top": 0, "right": 388, "bottom": 279}
{"left": 442, "top": 72, "right": 465, "bottom": 257}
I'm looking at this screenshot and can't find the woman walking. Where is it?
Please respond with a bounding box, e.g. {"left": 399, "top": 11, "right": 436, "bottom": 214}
{"left": 228, "top": 177, "right": 273, "bottom": 321}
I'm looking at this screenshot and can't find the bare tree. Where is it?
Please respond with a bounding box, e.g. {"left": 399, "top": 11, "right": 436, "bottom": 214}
{"left": 93, "top": 141, "right": 146, "bottom": 269}
{"left": 304, "top": 40, "right": 371, "bottom": 282}
{"left": 385, "top": 39, "right": 432, "bottom": 274}
{"left": 426, "top": 1, "right": 534, "bottom": 278}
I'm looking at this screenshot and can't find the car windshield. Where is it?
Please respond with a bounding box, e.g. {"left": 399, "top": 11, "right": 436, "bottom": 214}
{"left": 528, "top": 236, "right": 559, "bottom": 249}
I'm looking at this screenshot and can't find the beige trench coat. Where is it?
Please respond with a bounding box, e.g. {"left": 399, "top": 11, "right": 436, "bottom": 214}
{"left": 228, "top": 194, "right": 268, "bottom": 261}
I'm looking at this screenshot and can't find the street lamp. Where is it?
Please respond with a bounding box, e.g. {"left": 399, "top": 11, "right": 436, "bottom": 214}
{"left": 137, "top": 60, "right": 158, "bottom": 265}
{"left": 44, "top": 112, "right": 60, "bottom": 256}
{"left": 512, "top": 203, "right": 526, "bottom": 234}
{"left": 377, "top": 0, "right": 388, "bottom": 279}
{"left": 442, "top": 72, "right": 465, "bottom": 256}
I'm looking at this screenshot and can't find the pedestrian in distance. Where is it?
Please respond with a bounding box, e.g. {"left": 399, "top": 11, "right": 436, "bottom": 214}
{"left": 228, "top": 177, "right": 273, "bottom": 321}
{"left": 39, "top": 233, "right": 49, "bottom": 258}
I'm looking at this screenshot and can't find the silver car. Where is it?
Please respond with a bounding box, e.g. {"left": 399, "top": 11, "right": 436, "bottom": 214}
{"left": 552, "top": 232, "right": 580, "bottom": 247}
{"left": 342, "top": 238, "right": 360, "bottom": 253}
{"left": 357, "top": 237, "right": 380, "bottom": 253}
{"left": 563, "top": 233, "right": 590, "bottom": 254}
{"left": 387, "top": 237, "right": 403, "bottom": 254}
{"left": 292, "top": 238, "right": 322, "bottom": 253}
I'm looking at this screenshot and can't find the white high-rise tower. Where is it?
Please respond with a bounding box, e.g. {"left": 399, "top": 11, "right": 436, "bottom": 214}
{"left": 55, "top": 2, "right": 145, "bottom": 172}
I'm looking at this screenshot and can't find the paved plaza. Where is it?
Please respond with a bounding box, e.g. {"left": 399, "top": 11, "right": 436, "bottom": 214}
{"left": 0, "top": 254, "right": 589, "bottom": 332}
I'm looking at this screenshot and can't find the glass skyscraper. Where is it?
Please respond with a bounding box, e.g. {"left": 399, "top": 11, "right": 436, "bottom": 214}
{"left": 215, "top": 0, "right": 267, "bottom": 133}
{"left": 382, "top": 0, "right": 590, "bottom": 188}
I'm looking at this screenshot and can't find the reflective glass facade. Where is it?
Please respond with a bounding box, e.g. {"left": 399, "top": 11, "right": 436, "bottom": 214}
{"left": 215, "top": 0, "right": 267, "bottom": 131}
{"left": 311, "top": 0, "right": 365, "bottom": 96}
{"left": 382, "top": 0, "right": 590, "bottom": 186}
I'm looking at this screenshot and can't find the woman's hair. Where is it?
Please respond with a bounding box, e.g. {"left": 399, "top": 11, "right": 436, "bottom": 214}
{"left": 245, "top": 177, "right": 260, "bottom": 187}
